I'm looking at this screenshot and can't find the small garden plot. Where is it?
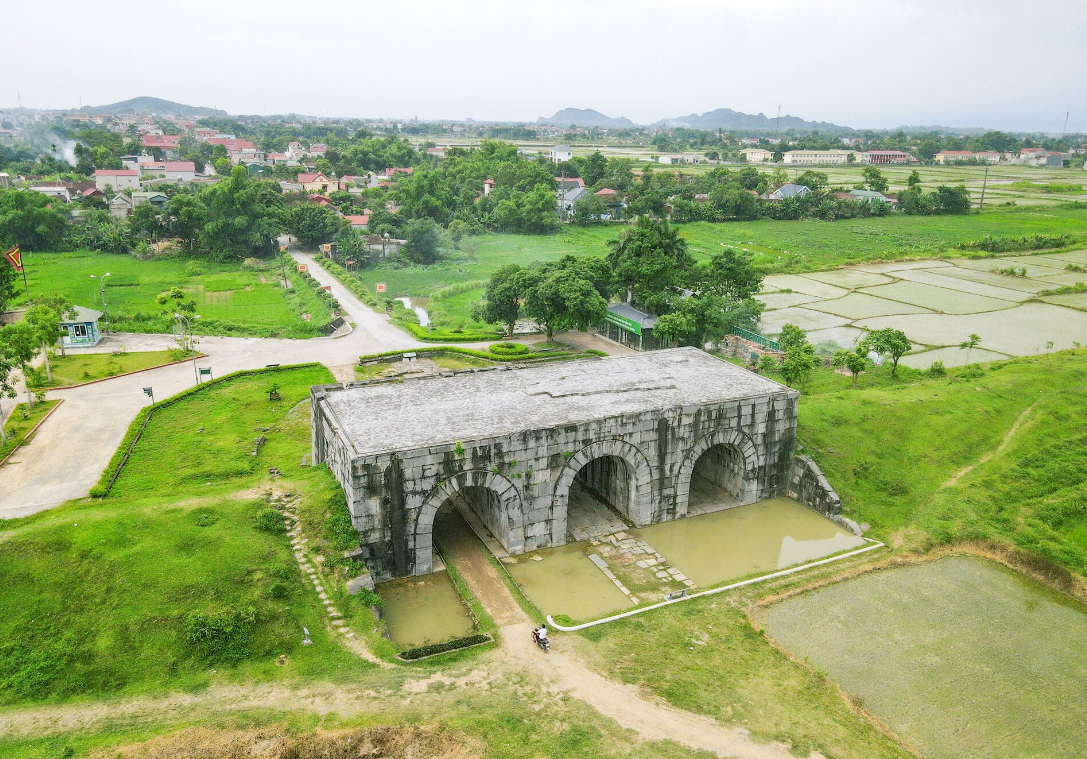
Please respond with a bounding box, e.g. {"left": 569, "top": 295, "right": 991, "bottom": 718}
{"left": 855, "top": 259, "right": 954, "bottom": 273}
{"left": 761, "top": 275, "right": 849, "bottom": 299}
{"left": 898, "top": 345, "right": 1010, "bottom": 369}
{"left": 953, "top": 256, "right": 1067, "bottom": 278}
{"left": 859, "top": 302, "right": 1087, "bottom": 355}
{"left": 631, "top": 498, "right": 865, "bottom": 589}
{"left": 858, "top": 281, "right": 1017, "bottom": 314}
{"left": 757, "top": 556, "right": 1087, "bottom": 759}
{"left": 760, "top": 307, "right": 852, "bottom": 335}
{"left": 806, "top": 326, "right": 867, "bottom": 352}
{"left": 800, "top": 269, "right": 894, "bottom": 289}
{"left": 1034, "top": 248, "right": 1087, "bottom": 266}
{"left": 504, "top": 543, "right": 631, "bottom": 621}
{"left": 931, "top": 265, "right": 1056, "bottom": 293}
{"left": 805, "top": 292, "right": 931, "bottom": 320}
{"left": 756, "top": 291, "right": 825, "bottom": 310}
{"left": 1033, "top": 271, "right": 1087, "bottom": 287}
{"left": 30, "top": 350, "right": 186, "bottom": 388}
{"left": 377, "top": 571, "right": 475, "bottom": 648}
{"left": 893, "top": 268, "right": 1033, "bottom": 302}
{"left": 1040, "top": 291, "right": 1087, "bottom": 309}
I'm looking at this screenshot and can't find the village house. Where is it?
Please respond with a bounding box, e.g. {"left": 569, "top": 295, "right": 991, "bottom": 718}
{"left": 555, "top": 177, "right": 585, "bottom": 191}
{"left": 559, "top": 186, "right": 589, "bottom": 213}
{"left": 933, "top": 150, "right": 1001, "bottom": 164}
{"left": 549, "top": 144, "right": 573, "bottom": 163}
{"left": 483, "top": 178, "right": 496, "bottom": 196}
{"left": 345, "top": 212, "right": 371, "bottom": 230}
{"left": 740, "top": 148, "right": 773, "bottom": 163}
{"left": 130, "top": 191, "right": 169, "bottom": 209}
{"left": 139, "top": 134, "right": 181, "bottom": 159}
{"left": 763, "top": 183, "right": 812, "bottom": 201}
{"left": 298, "top": 173, "right": 334, "bottom": 193}
{"left": 426, "top": 147, "right": 446, "bottom": 159}
{"left": 60, "top": 306, "right": 105, "bottom": 348}
{"left": 94, "top": 169, "right": 140, "bottom": 192}
{"left": 138, "top": 160, "right": 197, "bottom": 183}
{"left": 309, "top": 143, "right": 328, "bottom": 156}
{"left": 109, "top": 194, "right": 134, "bottom": 218}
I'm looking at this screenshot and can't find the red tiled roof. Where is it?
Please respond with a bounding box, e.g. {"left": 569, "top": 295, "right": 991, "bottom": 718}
{"left": 595, "top": 188, "right": 617, "bottom": 197}
{"left": 345, "top": 214, "right": 371, "bottom": 227}
{"left": 298, "top": 173, "right": 328, "bottom": 184}
{"left": 140, "top": 135, "right": 181, "bottom": 147}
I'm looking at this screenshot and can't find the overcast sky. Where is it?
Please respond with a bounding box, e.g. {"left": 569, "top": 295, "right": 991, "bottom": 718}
{"left": 4, "top": 0, "right": 1085, "bottom": 133}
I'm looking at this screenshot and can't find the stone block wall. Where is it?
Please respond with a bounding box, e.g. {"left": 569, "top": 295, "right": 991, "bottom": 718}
{"left": 313, "top": 382, "right": 802, "bottom": 581}
{"left": 788, "top": 454, "right": 843, "bottom": 517}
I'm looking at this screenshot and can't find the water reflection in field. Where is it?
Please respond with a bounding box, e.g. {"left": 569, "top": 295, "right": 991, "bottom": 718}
{"left": 377, "top": 570, "right": 473, "bottom": 647}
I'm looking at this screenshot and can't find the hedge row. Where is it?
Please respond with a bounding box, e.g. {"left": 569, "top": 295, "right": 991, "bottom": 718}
{"left": 317, "top": 258, "right": 381, "bottom": 308}
{"left": 398, "top": 633, "right": 493, "bottom": 661}
{"left": 90, "top": 363, "right": 322, "bottom": 498}
{"left": 357, "top": 345, "right": 588, "bottom": 366}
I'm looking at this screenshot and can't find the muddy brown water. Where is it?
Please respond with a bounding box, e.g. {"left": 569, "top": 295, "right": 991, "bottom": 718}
{"left": 377, "top": 570, "right": 473, "bottom": 648}
{"left": 633, "top": 497, "right": 865, "bottom": 588}
{"left": 505, "top": 543, "right": 633, "bottom": 620}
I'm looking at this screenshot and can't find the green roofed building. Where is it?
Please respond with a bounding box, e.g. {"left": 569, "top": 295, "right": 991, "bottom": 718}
{"left": 600, "top": 302, "right": 668, "bottom": 352}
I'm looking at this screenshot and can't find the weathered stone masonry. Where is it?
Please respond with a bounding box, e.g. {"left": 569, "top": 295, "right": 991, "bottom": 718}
{"left": 312, "top": 348, "right": 803, "bottom": 581}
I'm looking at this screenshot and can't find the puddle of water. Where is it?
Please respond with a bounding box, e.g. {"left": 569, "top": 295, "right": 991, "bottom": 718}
{"left": 506, "top": 542, "right": 632, "bottom": 621}
{"left": 396, "top": 296, "right": 430, "bottom": 327}
{"left": 377, "top": 570, "right": 474, "bottom": 648}
{"left": 632, "top": 497, "right": 865, "bottom": 588}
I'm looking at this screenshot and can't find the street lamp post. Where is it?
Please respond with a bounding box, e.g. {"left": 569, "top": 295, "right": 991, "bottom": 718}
{"left": 174, "top": 312, "right": 201, "bottom": 383}
{"left": 90, "top": 272, "right": 111, "bottom": 332}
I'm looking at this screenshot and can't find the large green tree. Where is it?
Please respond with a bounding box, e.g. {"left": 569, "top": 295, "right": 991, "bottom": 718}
{"left": 0, "top": 321, "right": 40, "bottom": 407}
{"left": 198, "top": 166, "right": 285, "bottom": 260}
{"left": 476, "top": 264, "right": 526, "bottom": 337}
{"left": 23, "top": 304, "right": 63, "bottom": 383}
{"left": 0, "top": 189, "right": 70, "bottom": 252}
{"left": 861, "top": 328, "right": 912, "bottom": 376}
{"left": 401, "top": 218, "right": 442, "bottom": 264}
{"left": 606, "top": 218, "right": 695, "bottom": 314}
{"left": 286, "top": 203, "right": 344, "bottom": 247}
{"left": 523, "top": 267, "right": 608, "bottom": 341}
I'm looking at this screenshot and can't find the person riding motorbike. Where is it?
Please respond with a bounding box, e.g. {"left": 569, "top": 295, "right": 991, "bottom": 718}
{"left": 532, "top": 625, "right": 549, "bottom": 649}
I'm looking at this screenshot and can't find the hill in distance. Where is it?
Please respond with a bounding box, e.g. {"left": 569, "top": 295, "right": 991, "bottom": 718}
{"left": 537, "top": 108, "right": 636, "bottom": 129}
{"left": 77, "top": 96, "right": 227, "bottom": 117}
{"left": 538, "top": 106, "right": 850, "bottom": 132}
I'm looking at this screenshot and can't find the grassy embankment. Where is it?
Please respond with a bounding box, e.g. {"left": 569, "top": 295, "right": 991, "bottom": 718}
{"left": 28, "top": 350, "right": 191, "bottom": 388}
{"left": 0, "top": 400, "right": 61, "bottom": 462}
{"left": 573, "top": 350, "right": 1087, "bottom": 758}
{"left": 13, "top": 250, "right": 331, "bottom": 338}
{"left": 345, "top": 205, "right": 1087, "bottom": 330}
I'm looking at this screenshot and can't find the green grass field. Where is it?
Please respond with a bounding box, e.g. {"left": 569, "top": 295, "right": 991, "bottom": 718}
{"left": 13, "top": 251, "right": 331, "bottom": 338}
{"left": 759, "top": 556, "right": 1087, "bottom": 759}
{"left": 29, "top": 350, "right": 188, "bottom": 388}
{"left": 346, "top": 206, "right": 1087, "bottom": 330}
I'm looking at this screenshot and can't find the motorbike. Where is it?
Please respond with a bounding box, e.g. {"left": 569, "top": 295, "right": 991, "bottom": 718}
{"left": 532, "top": 629, "right": 550, "bottom": 652}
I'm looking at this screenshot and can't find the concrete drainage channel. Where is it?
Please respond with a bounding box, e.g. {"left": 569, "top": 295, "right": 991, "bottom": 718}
{"left": 548, "top": 539, "right": 887, "bottom": 632}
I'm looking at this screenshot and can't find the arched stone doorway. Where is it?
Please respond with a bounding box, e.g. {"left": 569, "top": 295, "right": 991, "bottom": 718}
{"left": 675, "top": 429, "right": 759, "bottom": 517}
{"left": 552, "top": 440, "right": 654, "bottom": 541}
{"left": 414, "top": 470, "right": 524, "bottom": 575}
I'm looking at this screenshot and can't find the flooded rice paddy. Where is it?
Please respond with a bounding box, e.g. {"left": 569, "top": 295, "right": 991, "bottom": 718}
{"left": 377, "top": 569, "right": 474, "bottom": 648}
{"left": 632, "top": 497, "right": 865, "bottom": 588}
{"left": 395, "top": 296, "right": 431, "bottom": 326}
{"left": 758, "top": 250, "right": 1087, "bottom": 365}
{"left": 758, "top": 556, "right": 1087, "bottom": 759}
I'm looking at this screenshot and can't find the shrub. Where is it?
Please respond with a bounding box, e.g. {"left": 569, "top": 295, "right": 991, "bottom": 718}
{"left": 488, "top": 342, "right": 529, "bottom": 356}
{"left": 399, "top": 633, "right": 491, "bottom": 661}
{"left": 189, "top": 507, "right": 219, "bottom": 527}
{"left": 184, "top": 606, "right": 256, "bottom": 662}
{"left": 254, "top": 507, "right": 283, "bottom": 532}
{"left": 241, "top": 257, "right": 268, "bottom": 271}
{"left": 927, "top": 360, "right": 947, "bottom": 377}
{"left": 184, "top": 260, "right": 206, "bottom": 277}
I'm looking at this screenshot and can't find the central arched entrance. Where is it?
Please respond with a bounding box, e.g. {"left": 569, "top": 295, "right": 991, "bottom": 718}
{"left": 553, "top": 440, "right": 654, "bottom": 542}
{"left": 675, "top": 429, "right": 759, "bottom": 517}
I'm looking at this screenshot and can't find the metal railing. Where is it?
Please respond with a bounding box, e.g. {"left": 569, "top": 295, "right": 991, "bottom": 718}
{"left": 730, "top": 327, "right": 781, "bottom": 352}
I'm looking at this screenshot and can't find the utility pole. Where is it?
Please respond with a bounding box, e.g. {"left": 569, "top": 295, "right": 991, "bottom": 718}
{"left": 979, "top": 165, "right": 989, "bottom": 210}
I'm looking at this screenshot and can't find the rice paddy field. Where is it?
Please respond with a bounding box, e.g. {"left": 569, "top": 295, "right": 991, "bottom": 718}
{"left": 12, "top": 250, "right": 331, "bottom": 338}
{"left": 757, "top": 556, "right": 1087, "bottom": 759}
{"left": 758, "top": 248, "right": 1087, "bottom": 366}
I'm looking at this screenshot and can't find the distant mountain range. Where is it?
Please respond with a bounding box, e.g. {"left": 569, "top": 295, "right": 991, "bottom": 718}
{"left": 538, "top": 107, "right": 850, "bottom": 132}
{"left": 76, "top": 96, "right": 227, "bottom": 117}
{"left": 537, "top": 108, "right": 637, "bottom": 129}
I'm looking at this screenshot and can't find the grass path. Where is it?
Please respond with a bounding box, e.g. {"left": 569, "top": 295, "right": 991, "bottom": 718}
{"left": 940, "top": 398, "right": 1043, "bottom": 488}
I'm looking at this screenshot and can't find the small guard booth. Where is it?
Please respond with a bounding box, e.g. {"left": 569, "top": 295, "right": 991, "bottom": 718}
{"left": 61, "top": 306, "right": 104, "bottom": 348}
{"left": 600, "top": 302, "right": 666, "bottom": 352}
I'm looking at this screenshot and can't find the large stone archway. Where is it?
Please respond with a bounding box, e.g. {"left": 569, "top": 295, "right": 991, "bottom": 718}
{"left": 414, "top": 470, "right": 525, "bottom": 575}
{"left": 552, "top": 439, "right": 655, "bottom": 539}
{"left": 675, "top": 428, "right": 759, "bottom": 516}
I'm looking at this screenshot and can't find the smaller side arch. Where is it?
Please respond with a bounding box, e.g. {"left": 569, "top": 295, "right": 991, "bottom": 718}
{"left": 552, "top": 439, "right": 655, "bottom": 541}
{"left": 675, "top": 428, "right": 760, "bottom": 516}
{"left": 414, "top": 470, "right": 525, "bottom": 575}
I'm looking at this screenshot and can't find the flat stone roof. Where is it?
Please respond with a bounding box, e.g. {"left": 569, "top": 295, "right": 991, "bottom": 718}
{"left": 320, "top": 347, "right": 794, "bottom": 456}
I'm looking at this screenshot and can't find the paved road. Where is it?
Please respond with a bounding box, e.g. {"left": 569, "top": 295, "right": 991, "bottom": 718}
{"left": 0, "top": 250, "right": 420, "bottom": 518}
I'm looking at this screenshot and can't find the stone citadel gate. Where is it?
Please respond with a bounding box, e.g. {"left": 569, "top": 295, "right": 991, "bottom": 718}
{"left": 311, "top": 348, "right": 804, "bottom": 581}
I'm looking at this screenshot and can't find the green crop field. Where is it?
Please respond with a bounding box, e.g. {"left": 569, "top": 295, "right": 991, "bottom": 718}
{"left": 344, "top": 206, "right": 1087, "bottom": 331}
{"left": 12, "top": 251, "right": 331, "bottom": 338}
{"left": 758, "top": 556, "right": 1087, "bottom": 759}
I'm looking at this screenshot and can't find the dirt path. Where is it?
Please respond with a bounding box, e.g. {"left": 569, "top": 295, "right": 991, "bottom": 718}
{"left": 438, "top": 510, "right": 806, "bottom": 759}
{"left": 941, "top": 398, "right": 1041, "bottom": 488}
